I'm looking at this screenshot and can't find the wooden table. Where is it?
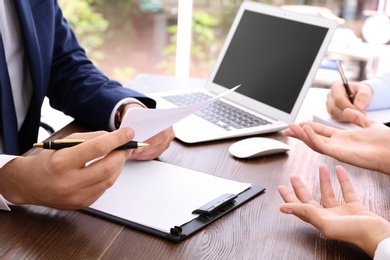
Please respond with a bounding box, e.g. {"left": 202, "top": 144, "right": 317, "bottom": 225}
{"left": 1, "top": 75, "right": 389, "bottom": 259}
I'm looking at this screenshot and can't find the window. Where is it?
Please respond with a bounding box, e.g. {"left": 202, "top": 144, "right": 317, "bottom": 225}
{"left": 60, "top": 0, "right": 382, "bottom": 83}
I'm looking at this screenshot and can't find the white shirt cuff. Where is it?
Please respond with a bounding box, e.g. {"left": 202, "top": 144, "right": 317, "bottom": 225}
{"left": 109, "top": 98, "right": 145, "bottom": 130}
{"left": 0, "top": 155, "right": 19, "bottom": 211}
{"left": 374, "top": 237, "right": 390, "bottom": 260}
{"left": 364, "top": 72, "right": 390, "bottom": 111}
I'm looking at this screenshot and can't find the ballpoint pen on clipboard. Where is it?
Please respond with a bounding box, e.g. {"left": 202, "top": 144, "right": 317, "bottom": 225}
{"left": 336, "top": 60, "right": 354, "bottom": 104}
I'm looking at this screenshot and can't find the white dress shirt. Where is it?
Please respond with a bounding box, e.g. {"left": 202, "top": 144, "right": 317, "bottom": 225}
{"left": 0, "top": 0, "right": 33, "bottom": 132}
{"left": 0, "top": 0, "right": 28, "bottom": 211}
{"left": 374, "top": 237, "right": 390, "bottom": 259}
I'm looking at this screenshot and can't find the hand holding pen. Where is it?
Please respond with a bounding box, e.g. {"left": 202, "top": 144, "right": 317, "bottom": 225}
{"left": 326, "top": 62, "right": 374, "bottom": 121}
{"left": 336, "top": 60, "right": 354, "bottom": 103}
{"left": 3, "top": 128, "right": 136, "bottom": 210}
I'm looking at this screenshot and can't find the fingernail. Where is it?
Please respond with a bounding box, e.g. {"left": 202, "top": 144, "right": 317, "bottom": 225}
{"left": 133, "top": 147, "right": 145, "bottom": 154}
{"left": 127, "top": 150, "right": 134, "bottom": 159}
{"left": 126, "top": 128, "right": 134, "bottom": 139}
{"left": 354, "top": 99, "right": 366, "bottom": 110}
{"left": 281, "top": 207, "right": 293, "bottom": 214}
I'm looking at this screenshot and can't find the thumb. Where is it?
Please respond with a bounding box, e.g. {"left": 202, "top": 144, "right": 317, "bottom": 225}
{"left": 280, "top": 203, "right": 322, "bottom": 226}
{"left": 352, "top": 86, "right": 372, "bottom": 111}
{"left": 343, "top": 108, "right": 375, "bottom": 128}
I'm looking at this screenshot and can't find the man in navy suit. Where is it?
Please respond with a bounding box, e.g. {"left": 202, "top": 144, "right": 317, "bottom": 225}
{"left": 0, "top": 0, "right": 174, "bottom": 210}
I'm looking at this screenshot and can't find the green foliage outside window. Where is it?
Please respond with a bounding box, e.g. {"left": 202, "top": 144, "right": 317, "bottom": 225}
{"left": 158, "top": 10, "right": 220, "bottom": 75}
{"left": 58, "top": 0, "right": 109, "bottom": 62}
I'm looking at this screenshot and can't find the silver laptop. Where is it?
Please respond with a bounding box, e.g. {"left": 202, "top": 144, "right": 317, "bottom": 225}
{"left": 149, "top": 2, "right": 338, "bottom": 143}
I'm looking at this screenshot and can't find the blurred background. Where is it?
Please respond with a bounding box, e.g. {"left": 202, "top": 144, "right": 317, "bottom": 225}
{"left": 40, "top": 0, "right": 390, "bottom": 139}
{"left": 58, "top": 0, "right": 390, "bottom": 83}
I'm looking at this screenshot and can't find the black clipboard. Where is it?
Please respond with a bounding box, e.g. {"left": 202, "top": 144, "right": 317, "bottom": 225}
{"left": 83, "top": 185, "right": 265, "bottom": 243}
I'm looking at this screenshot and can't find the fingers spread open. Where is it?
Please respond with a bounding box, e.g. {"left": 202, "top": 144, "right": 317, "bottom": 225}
{"left": 335, "top": 165, "right": 360, "bottom": 203}
{"left": 286, "top": 123, "right": 310, "bottom": 143}
{"left": 343, "top": 108, "right": 375, "bottom": 128}
{"left": 302, "top": 126, "right": 331, "bottom": 154}
{"left": 278, "top": 185, "right": 301, "bottom": 203}
{"left": 290, "top": 175, "right": 321, "bottom": 207}
{"left": 280, "top": 202, "right": 324, "bottom": 226}
{"left": 318, "top": 164, "right": 339, "bottom": 208}
{"left": 301, "top": 121, "right": 337, "bottom": 138}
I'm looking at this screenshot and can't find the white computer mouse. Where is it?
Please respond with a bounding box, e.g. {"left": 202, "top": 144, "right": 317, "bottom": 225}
{"left": 228, "top": 137, "right": 291, "bottom": 159}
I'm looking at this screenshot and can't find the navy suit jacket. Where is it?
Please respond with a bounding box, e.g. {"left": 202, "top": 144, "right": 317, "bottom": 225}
{"left": 9, "top": 0, "right": 156, "bottom": 154}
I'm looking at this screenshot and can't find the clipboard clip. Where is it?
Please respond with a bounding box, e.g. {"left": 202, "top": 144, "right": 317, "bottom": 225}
{"left": 192, "top": 193, "right": 237, "bottom": 218}
{"left": 170, "top": 226, "right": 183, "bottom": 237}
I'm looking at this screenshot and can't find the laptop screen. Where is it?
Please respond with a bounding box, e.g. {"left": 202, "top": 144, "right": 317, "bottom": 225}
{"left": 212, "top": 10, "right": 329, "bottom": 114}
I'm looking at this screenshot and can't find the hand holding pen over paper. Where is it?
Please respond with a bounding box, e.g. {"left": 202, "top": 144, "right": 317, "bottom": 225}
{"left": 326, "top": 61, "right": 374, "bottom": 122}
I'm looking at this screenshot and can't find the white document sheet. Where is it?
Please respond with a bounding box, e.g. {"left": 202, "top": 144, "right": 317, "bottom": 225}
{"left": 313, "top": 107, "right": 390, "bottom": 130}
{"left": 89, "top": 160, "right": 251, "bottom": 233}
{"left": 119, "top": 86, "right": 239, "bottom": 141}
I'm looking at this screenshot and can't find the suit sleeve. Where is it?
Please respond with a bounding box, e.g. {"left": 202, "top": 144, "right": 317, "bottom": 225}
{"left": 46, "top": 1, "right": 156, "bottom": 131}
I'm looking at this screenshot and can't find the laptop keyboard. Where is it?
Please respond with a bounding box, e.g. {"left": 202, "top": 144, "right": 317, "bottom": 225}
{"left": 162, "top": 92, "right": 271, "bottom": 131}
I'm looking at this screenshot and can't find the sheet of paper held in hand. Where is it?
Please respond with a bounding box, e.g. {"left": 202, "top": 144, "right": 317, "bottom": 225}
{"left": 89, "top": 160, "right": 251, "bottom": 233}
{"left": 119, "top": 85, "right": 240, "bottom": 141}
